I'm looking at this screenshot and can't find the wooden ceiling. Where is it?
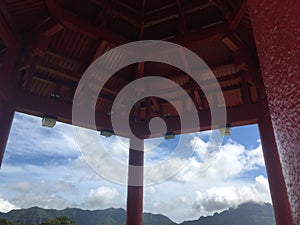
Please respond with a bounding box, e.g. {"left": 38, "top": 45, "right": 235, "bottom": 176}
{"left": 0, "top": 0, "right": 268, "bottom": 138}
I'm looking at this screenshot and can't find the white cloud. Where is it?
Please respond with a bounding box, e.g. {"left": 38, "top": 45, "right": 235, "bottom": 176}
{"left": 10, "top": 181, "right": 32, "bottom": 193}
{"left": 170, "top": 138, "right": 265, "bottom": 184}
{"left": 6, "top": 113, "right": 79, "bottom": 158}
{"left": 192, "top": 175, "right": 271, "bottom": 216}
{"left": 0, "top": 113, "right": 272, "bottom": 223}
{"left": 86, "top": 186, "right": 120, "bottom": 209}
{"left": 0, "top": 195, "right": 18, "bottom": 212}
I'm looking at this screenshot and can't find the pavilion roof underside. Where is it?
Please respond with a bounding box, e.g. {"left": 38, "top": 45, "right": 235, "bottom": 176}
{"left": 0, "top": 0, "right": 268, "bottom": 138}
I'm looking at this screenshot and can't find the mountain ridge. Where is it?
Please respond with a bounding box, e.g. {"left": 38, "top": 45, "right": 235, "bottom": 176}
{"left": 0, "top": 202, "right": 275, "bottom": 225}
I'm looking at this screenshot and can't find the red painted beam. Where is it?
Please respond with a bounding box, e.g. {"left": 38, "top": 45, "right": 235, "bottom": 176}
{"left": 92, "top": 40, "right": 108, "bottom": 62}
{"left": 0, "top": 11, "right": 18, "bottom": 48}
{"left": 0, "top": 102, "right": 15, "bottom": 168}
{"left": 13, "top": 89, "right": 267, "bottom": 139}
{"left": 138, "top": 100, "right": 268, "bottom": 138}
{"left": 228, "top": 0, "right": 247, "bottom": 31}
{"left": 36, "top": 19, "right": 64, "bottom": 54}
{"left": 0, "top": 46, "right": 19, "bottom": 102}
{"left": 258, "top": 115, "right": 293, "bottom": 225}
{"left": 126, "top": 138, "right": 144, "bottom": 225}
{"left": 0, "top": 0, "right": 17, "bottom": 35}
{"left": 46, "top": 0, "right": 128, "bottom": 46}
{"left": 14, "top": 91, "right": 132, "bottom": 137}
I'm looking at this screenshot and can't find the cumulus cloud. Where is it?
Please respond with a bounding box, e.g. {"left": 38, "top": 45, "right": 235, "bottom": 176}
{"left": 0, "top": 195, "right": 18, "bottom": 212}
{"left": 86, "top": 186, "right": 120, "bottom": 209}
{"left": 171, "top": 137, "right": 265, "bottom": 183}
{"left": 192, "top": 175, "right": 271, "bottom": 215}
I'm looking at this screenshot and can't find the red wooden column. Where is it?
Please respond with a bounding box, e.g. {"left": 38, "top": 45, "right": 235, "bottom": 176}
{"left": 248, "top": 0, "right": 300, "bottom": 224}
{"left": 126, "top": 138, "right": 144, "bottom": 225}
{"left": 258, "top": 115, "right": 293, "bottom": 225}
{"left": 0, "top": 102, "right": 15, "bottom": 167}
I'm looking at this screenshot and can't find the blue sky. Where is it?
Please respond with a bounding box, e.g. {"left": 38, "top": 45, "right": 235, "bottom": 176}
{"left": 0, "top": 112, "right": 271, "bottom": 223}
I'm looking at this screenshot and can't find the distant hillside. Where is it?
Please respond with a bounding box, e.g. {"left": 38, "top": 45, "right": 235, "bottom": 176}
{"left": 0, "top": 207, "right": 173, "bottom": 225}
{"left": 180, "top": 202, "right": 275, "bottom": 225}
{"left": 0, "top": 202, "right": 275, "bottom": 225}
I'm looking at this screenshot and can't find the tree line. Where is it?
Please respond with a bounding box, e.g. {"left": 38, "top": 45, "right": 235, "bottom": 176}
{"left": 0, "top": 217, "right": 77, "bottom": 225}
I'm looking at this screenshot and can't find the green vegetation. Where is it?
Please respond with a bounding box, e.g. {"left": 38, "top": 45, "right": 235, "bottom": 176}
{"left": 40, "top": 216, "right": 77, "bottom": 225}
{"left": 0, "top": 217, "right": 77, "bottom": 225}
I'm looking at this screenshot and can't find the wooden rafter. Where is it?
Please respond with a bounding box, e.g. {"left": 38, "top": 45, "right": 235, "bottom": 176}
{"left": 0, "top": 0, "right": 17, "bottom": 35}
{"left": 90, "top": 0, "right": 140, "bottom": 27}
{"left": 209, "top": 0, "right": 231, "bottom": 20}
{"left": 228, "top": 0, "right": 247, "bottom": 31}
{"left": 145, "top": 1, "right": 211, "bottom": 27}
{"left": 36, "top": 21, "right": 64, "bottom": 54}
{"left": 175, "top": 0, "right": 187, "bottom": 35}
{"left": 46, "top": 0, "right": 128, "bottom": 46}
{"left": 170, "top": 22, "right": 227, "bottom": 46}
{"left": 0, "top": 11, "right": 18, "bottom": 48}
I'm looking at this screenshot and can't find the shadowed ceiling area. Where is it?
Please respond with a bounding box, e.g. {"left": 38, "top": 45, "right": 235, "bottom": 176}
{"left": 0, "top": 0, "right": 267, "bottom": 138}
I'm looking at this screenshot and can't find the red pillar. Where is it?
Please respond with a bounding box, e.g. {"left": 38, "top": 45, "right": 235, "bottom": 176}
{"left": 248, "top": 1, "right": 300, "bottom": 224}
{"left": 0, "top": 102, "right": 15, "bottom": 167}
{"left": 258, "top": 115, "right": 293, "bottom": 225}
{"left": 126, "top": 138, "right": 144, "bottom": 225}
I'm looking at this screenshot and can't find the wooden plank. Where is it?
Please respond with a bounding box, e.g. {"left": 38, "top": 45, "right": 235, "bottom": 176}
{"left": 145, "top": 2, "right": 211, "bottom": 27}
{"left": 91, "top": 0, "right": 140, "bottom": 27}
{"left": 46, "top": 50, "right": 87, "bottom": 67}
{"left": 171, "top": 22, "right": 227, "bottom": 46}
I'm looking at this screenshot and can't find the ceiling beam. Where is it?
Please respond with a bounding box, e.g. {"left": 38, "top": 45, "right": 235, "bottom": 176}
{"left": 14, "top": 90, "right": 136, "bottom": 137}
{"left": 0, "top": 11, "right": 18, "bottom": 48}
{"left": 175, "top": 0, "right": 187, "bottom": 35}
{"left": 14, "top": 88, "right": 268, "bottom": 139}
{"left": 46, "top": 0, "right": 128, "bottom": 46}
{"left": 0, "top": 0, "right": 17, "bottom": 35}
{"left": 145, "top": 2, "right": 211, "bottom": 27}
{"left": 36, "top": 62, "right": 80, "bottom": 82}
{"left": 209, "top": 0, "right": 231, "bottom": 20}
{"left": 35, "top": 19, "right": 64, "bottom": 54}
{"left": 90, "top": 0, "right": 140, "bottom": 27}
{"left": 46, "top": 50, "right": 87, "bottom": 67}
{"left": 170, "top": 22, "right": 227, "bottom": 46}
{"left": 228, "top": 0, "right": 247, "bottom": 31}
{"left": 0, "top": 48, "right": 19, "bottom": 102}
{"left": 35, "top": 61, "right": 126, "bottom": 96}
{"left": 139, "top": 100, "right": 269, "bottom": 138}
{"left": 92, "top": 40, "right": 108, "bottom": 62}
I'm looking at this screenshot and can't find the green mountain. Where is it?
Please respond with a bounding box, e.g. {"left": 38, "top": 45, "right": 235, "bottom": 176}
{"left": 0, "top": 202, "right": 275, "bottom": 225}
{"left": 180, "top": 202, "right": 275, "bottom": 225}
{"left": 0, "top": 207, "right": 173, "bottom": 225}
